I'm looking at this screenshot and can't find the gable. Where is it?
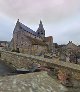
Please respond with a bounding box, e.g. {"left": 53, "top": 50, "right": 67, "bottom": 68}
{"left": 66, "top": 42, "right": 77, "bottom": 50}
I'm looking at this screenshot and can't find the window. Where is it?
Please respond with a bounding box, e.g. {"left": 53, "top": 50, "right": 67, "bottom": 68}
{"left": 20, "top": 26, "right": 22, "bottom": 29}
{"left": 41, "top": 32, "right": 43, "bottom": 34}
{"left": 38, "top": 32, "right": 40, "bottom": 34}
{"left": 21, "top": 44, "right": 23, "bottom": 46}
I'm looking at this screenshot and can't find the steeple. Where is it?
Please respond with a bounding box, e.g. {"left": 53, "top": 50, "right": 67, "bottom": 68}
{"left": 13, "top": 19, "right": 20, "bottom": 33}
{"left": 39, "top": 20, "right": 43, "bottom": 29}
{"left": 17, "top": 19, "right": 19, "bottom": 22}
{"left": 36, "top": 20, "right": 45, "bottom": 39}
{"left": 17, "top": 19, "right": 20, "bottom": 24}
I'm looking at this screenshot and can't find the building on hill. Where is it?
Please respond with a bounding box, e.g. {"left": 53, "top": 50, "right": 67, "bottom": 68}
{"left": 58, "top": 41, "right": 80, "bottom": 64}
{"left": 0, "top": 41, "right": 9, "bottom": 50}
{"left": 11, "top": 19, "right": 53, "bottom": 55}
{"left": 66, "top": 41, "right": 78, "bottom": 51}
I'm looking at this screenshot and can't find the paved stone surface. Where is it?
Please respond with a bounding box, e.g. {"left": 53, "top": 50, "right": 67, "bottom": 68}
{"left": 0, "top": 71, "right": 79, "bottom": 92}
{"left": 0, "top": 71, "right": 69, "bottom": 92}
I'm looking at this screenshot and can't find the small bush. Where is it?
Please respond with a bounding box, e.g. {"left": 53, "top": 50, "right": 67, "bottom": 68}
{"left": 11, "top": 49, "right": 20, "bottom": 53}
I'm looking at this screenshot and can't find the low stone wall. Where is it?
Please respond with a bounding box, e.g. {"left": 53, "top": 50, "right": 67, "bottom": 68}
{"left": 0, "top": 50, "right": 80, "bottom": 84}
{"left": 0, "top": 51, "right": 48, "bottom": 69}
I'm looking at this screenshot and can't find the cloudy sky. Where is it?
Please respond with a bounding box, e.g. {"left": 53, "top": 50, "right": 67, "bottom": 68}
{"left": 0, "top": 0, "right": 80, "bottom": 45}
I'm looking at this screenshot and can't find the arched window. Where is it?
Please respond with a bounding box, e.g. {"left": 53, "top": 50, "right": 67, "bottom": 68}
{"left": 38, "top": 32, "right": 40, "bottom": 34}
{"left": 20, "top": 26, "right": 22, "bottom": 29}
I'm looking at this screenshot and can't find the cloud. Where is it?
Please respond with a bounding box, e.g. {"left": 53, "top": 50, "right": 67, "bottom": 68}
{"left": 0, "top": 0, "right": 80, "bottom": 23}
{"left": 0, "top": 13, "right": 15, "bottom": 41}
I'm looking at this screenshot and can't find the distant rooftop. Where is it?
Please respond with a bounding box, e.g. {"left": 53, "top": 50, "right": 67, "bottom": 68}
{"left": 0, "top": 41, "right": 8, "bottom": 43}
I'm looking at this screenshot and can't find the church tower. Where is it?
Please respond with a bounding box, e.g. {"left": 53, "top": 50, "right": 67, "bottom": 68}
{"left": 36, "top": 20, "right": 45, "bottom": 39}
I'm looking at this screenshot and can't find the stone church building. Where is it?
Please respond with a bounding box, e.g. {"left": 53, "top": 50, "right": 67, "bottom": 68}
{"left": 12, "top": 19, "right": 53, "bottom": 55}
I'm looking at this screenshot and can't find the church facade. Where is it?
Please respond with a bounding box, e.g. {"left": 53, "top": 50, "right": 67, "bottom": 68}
{"left": 12, "top": 19, "right": 53, "bottom": 55}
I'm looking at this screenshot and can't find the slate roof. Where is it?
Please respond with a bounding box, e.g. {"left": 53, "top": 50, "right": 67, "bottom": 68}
{"left": 0, "top": 41, "right": 8, "bottom": 44}
{"left": 19, "top": 22, "right": 38, "bottom": 36}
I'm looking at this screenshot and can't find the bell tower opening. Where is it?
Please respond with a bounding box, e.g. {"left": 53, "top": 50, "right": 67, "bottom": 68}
{"left": 36, "top": 20, "right": 45, "bottom": 39}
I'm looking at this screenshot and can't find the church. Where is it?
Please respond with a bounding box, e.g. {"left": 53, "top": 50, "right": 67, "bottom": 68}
{"left": 12, "top": 19, "right": 53, "bottom": 55}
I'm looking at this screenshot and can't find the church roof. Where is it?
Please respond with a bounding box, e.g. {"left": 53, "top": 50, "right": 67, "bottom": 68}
{"left": 16, "top": 19, "right": 45, "bottom": 38}
{"left": 19, "top": 22, "right": 37, "bottom": 36}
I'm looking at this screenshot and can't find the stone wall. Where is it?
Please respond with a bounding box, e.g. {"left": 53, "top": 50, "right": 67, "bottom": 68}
{"left": 0, "top": 51, "right": 47, "bottom": 69}
{"left": 19, "top": 45, "right": 47, "bottom": 55}
{"left": 0, "top": 50, "right": 80, "bottom": 82}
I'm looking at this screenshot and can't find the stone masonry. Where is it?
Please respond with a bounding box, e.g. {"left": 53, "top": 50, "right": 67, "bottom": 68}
{"left": 0, "top": 50, "right": 80, "bottom": 85}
